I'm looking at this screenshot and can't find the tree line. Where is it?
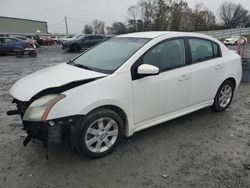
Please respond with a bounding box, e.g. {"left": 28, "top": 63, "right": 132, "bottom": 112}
{"left": 83, "top": 0, "right": 250, "bottom": 35}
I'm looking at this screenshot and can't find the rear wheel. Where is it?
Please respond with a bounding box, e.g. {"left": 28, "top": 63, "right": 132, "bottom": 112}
{"left": 28, "top": 51, "right": 37, "bottom": 57}
{"left": 212, "top": 80, "right": 234, "bottom": 112}
{"left": 76, "top": 108, "right": 124, "bottom": 158}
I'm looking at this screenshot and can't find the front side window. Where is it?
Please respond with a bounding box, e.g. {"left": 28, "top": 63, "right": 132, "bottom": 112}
{"left": 73, "top": 37, "right": 150, "bottom": 73}
{"left": 142, "top": 38, "right": 186, "bottom": 72}
{"left": 189, "top": 38, "right": 220, "bottom": 63}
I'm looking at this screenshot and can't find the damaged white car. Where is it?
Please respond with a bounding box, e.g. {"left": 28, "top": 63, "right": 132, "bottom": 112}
{"left": 8, "top": 32, "right": 242, "bottom": 158}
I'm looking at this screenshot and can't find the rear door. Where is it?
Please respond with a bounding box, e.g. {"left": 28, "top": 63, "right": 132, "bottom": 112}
{"left": 188, "top": 38, "right": 225, "bottom": 106}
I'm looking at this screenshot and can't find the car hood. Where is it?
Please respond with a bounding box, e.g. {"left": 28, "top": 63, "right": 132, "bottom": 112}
{"left": 10, "top": 63, "right": 107, "bottom": 101}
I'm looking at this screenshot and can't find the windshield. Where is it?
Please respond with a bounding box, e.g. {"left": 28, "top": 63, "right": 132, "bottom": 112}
{"left": 74, "top": 34, "right": 83, "bottom": 39}
{"left": 72, "top": 37, "right": 150, "bottom": 74}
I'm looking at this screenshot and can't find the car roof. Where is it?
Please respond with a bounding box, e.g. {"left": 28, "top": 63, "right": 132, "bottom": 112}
{"left": 117, "top": 31, "right": 214, "bottom": 40}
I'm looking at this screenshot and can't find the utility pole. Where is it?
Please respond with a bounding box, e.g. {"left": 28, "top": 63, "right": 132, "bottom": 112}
{"left": 64, "top": 16, "right": 68, "bottom": 34}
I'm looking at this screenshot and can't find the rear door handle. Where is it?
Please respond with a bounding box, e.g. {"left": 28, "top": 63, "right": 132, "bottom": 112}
{"left": 215, "top": 64, "right": 224, "bottom": 70}
{"left": 179, "top": 74, "right": 191, "bottom": 81}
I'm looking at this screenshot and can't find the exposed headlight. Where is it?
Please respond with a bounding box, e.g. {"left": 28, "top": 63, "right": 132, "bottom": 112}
{"left": 23, "top": 94, "right": 65, "bottom": 122}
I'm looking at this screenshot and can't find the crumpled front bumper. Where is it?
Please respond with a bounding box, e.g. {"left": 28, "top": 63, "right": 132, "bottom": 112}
{"left": 22, "top": 116, "right": 81, "bottom": 147}
{"left": 7, "top": 98, "right": 82, "bottom": 148}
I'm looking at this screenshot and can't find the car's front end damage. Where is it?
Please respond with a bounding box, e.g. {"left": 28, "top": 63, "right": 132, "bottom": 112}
{"left": 7, "top": 96, "right": 81, "bottom": 149}
{"left": 7, "top": 62, "right": 107, "bottom": 156}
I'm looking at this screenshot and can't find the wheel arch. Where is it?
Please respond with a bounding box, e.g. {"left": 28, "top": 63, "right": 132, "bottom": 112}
{"left": 214, "top": 77, "right": 237, "bottom": 100}
{"left": 85, "top": 105, "right": 130, "bottom": 136}
{"left": 224, "top": 77, "right": 236, "bottom": 90}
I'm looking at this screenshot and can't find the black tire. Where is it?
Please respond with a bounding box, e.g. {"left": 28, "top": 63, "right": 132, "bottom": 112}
{"left": 16, "top": 52, "right": 24, "bottom": 58}
{"left": 212, "top": 80, "right": 235, "bottom": 112}
{"left": 71, "top": 44, "right": 81, "bottom": 52}
{"left": 75, "top": 108, "right": 124, "bottom": 158}
{"left": 28, "top": 51, "right": 37, "bottom": 57}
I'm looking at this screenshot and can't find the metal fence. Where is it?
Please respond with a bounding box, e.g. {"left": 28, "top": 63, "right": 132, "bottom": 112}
{"left": 196, "top": 27, "right": 250, "bottom": 40}
{"left": 1, "top": 27, "right": 250, "bottom": 39}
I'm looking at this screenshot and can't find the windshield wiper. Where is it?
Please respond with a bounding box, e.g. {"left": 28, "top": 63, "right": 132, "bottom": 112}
{"left": 67, "top": 60, "right": 74, "bottom": 65}
{"left": 73, "top": 63, "right": 94, "bottom": 71}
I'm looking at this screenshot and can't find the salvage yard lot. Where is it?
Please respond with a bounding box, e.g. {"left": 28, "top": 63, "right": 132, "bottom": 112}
{"left": 0, "top": 45, "right": 250, "bottom": 188}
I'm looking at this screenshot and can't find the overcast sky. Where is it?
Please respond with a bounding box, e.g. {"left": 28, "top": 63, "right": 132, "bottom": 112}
{"left": 0, "top": 0, "right": 249, "bottom": 34}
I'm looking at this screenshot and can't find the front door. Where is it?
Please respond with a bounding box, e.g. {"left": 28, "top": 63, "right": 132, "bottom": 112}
{"left": 132, "top": 38, "right": 191, "bottom": 126}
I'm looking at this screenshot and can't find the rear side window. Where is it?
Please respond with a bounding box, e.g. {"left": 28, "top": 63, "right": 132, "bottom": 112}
{"left": 189, "top": 38, "right": 220, "bottom": 63}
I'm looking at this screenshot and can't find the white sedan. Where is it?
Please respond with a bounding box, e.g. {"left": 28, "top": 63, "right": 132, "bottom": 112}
{"left": 223, "top": 35, "right": 247, "bottom": 45}
{"left": 8, "top": 32, "right": 242, "bottom": 158}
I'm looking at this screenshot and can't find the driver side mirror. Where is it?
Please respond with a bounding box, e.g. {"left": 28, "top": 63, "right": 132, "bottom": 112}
{"left": 137, "top": 64, "right": 159, "bottom": 76}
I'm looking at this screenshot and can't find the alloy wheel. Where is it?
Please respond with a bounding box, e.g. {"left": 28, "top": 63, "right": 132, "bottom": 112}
{"left": 84, "top": 117, "right": 118, "bottom": 153}
{"left": 218, "top": 84, "right": 233, "bottom": 108}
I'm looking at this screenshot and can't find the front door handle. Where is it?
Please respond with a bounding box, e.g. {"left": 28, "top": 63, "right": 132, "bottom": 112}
{"left": 179, "top": 74, "right": 191, "bottom": 81}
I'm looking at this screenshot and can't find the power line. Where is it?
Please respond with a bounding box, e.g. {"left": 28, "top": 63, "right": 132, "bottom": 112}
{"left": 67, "top": 17, "right": 89, "bottom": 24}
{"left": 48, "top": 19, "right": 65, "bottom": 27}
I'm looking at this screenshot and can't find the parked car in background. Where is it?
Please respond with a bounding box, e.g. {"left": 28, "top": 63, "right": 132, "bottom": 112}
{"left": 62, "top": 35, "right": 106, "bottom": 52}
{"left": 223, "top": 35, "right": 248, "bottom": 45}
{"left": 51, "top": 36, "right": 61, "bottom": 44}
{"left": 0, "top": 37, "right": 35, "bottom": 55}
{"left": 59, "top": 34, "right": 75, "bottom": 43}
{"left": 8, "top": 32, "right": 242, "bottom": 158}
{"left": 14, "top": 36, "right": 39, "bottom": 47}
{"left": 40, "top": 36, "right": 55, "bottom": 45}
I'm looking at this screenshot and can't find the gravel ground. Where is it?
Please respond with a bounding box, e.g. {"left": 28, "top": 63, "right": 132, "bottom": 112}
{"left": 0, "top": 45, "right": 250, "bottom": 188}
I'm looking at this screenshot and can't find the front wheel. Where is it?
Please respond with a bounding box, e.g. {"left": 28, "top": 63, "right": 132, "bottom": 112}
{"left": 71, "top": 44, "right": 81, "bottom": 52}
{"left": 16, "top": 51, "right": 24, "bottom": 58}
{"left": 212, "top": 80, "right": 234, "bottom": 112}
{"left": 75, "top": 108, "right": 124, "bottom": 158}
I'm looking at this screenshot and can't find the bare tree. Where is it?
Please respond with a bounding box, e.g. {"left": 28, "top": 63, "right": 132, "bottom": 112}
{"left": 153, "top": 0, "right": 170, "bottom": 31}
{"left": 169, "top": 0, "right": 189, "bottom": 31}
{"left": 127, "top": 5, "right": 140, "bottom": 32}
{"left": 92, "top": 20, "right": 105, "bottom": 34}
{"left": 138, "top": 0, "right": 156, "bottom": 31}
{"left": 191, "top": 4, "right": 216, "bottom": 31}
{"left": 112, "top": 22, "right": 127, "bottom": 34}
{"left": 106, "top": 26, "right": 114, "bottom": 35}
{"left": 218, "top": 2, "right": 250, "bottom": 28}
{"left": 83, "top": 24, "right": 93, "bottom": 34}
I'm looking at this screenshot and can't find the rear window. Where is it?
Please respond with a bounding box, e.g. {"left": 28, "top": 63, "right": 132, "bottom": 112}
{"left": 189, "top": 38, "right": 221, "bottom": 63}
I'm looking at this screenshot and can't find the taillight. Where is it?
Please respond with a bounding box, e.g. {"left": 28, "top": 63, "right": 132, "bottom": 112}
{"left": 26, "top": 43, "right": 34, "bottom": 49}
